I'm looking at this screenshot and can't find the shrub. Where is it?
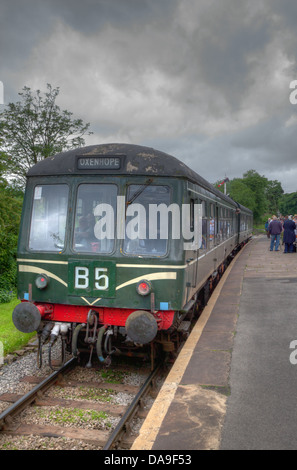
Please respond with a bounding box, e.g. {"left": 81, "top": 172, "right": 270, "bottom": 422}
{"left": 0, "top": 289, "right": 15, "bottom": 304}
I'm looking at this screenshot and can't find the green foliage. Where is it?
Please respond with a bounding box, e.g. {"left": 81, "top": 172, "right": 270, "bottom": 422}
{"left": 0, "top": 289, "right": 15, "bottom": 303}
{"left": 228, "top": 179, "right": 257, "bottom": 213}
{"left": 265, "top": 180, "right": 284, "bottom": 214}
{"left": 215, "top": 170, "right": 284, "bottom": 223}
{"left": 279, "top": 192, "right": 297, "bottom": 216}
{"left": 98, "top": 368, "right": 126, "bottom": 383}
{"left": 0, "top": 83, "right": 93, "bottom": 186}
{"left": 0, "top": 83, "right": 92, "bottom": 295}
{"left": 0, "top": 181, "right": 23, "bottom": 297}
{"left": 241, "top": 170, "right": 268, "bottom": 222}
{"left": 0, "top": 296, "right": 35, "bottom": 356}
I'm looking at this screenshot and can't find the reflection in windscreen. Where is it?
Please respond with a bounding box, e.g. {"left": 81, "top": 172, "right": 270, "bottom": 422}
{"left": 73, "top": 184, "right": 117, "bottom": 253}
{"left": 29, "top": 185, "right": 69, "bottom": 251}
{"left": 124, "top": 185, "right": 170, "bottom": 256}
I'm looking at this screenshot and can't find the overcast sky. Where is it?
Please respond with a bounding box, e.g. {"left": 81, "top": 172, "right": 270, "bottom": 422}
{"left": 1, "top": 0, "right": 297, "bottom": 192}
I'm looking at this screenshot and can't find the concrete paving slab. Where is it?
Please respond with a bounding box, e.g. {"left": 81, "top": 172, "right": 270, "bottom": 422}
{"left": 152, "top": 385, "right": 227, "bottom": 451}
{"left": 196, "top": 330, "right": 234, "bottom": 350}
{"left": 220, "top": 237, "right": 297, "bottom": 450}
{"left": 181, "top": 349, "right": 231, "bottom": 387}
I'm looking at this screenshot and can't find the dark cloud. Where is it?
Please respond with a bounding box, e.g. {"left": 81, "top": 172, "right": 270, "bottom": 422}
{"left": 0, "top": 1, "right": 52, "bottom": 60}
{"left": 1, "top": 0, "right": 297, "bottom": 192}
{"left": 47, "top": 0, "right": 179, "bottom": 32}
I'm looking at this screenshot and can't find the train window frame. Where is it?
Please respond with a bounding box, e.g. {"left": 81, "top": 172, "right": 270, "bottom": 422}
{"left": 209, "top": 203, "right": 216, "bottom": 249}
{"left": 210, "top": 203, "right": 215, "bottom": 219}
{"left": 122, "top": 183, "right": 172, "bottom": 258}
{"left": 215, "top": 205, "right": 219, "bottom": 243}
{"left": 72, "top": 182, "right": 118, "bottom": 255}
{"left": 200, "top": 200, "right": 206, "bottom": 218}
{"left": 190, "top": 198, "right": 195, "bottom": 233}
{"left": 199, "top": 199, "right": 207, "bottom": 251}
{"left": 28, "top": 183, "right": 70, "bottom": 253}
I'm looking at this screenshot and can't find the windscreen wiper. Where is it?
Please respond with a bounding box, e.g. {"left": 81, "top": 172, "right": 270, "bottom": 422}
{"left": 126, "top": 178, "right": 153, "bottom": 206}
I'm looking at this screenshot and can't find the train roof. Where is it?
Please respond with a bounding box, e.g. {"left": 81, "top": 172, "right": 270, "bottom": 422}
{"left": 27, "top": 143, "right": 209, "bottom": 182}
{"left": 27, "top": 143, "right": 252, "bottom": 213}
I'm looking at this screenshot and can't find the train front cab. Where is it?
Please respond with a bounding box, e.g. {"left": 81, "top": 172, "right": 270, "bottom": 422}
{"left": 14, "top": 174, "right": 193, "bottom": 361}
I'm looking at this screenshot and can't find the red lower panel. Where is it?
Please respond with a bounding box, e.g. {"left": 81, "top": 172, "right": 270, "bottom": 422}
{"left": 35, "top": 302, "right": 175, "bottom": 331}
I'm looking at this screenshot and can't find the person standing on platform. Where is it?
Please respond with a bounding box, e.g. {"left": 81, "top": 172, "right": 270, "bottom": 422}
{"left": 283, "top": 216, "right": 296, "bottom": 253}
{"left": 269, "top": 216, "right": 283, "bottom": 251}
{"left": 293, "top": 216, "right": 297, "bottom": 252}
{"left": 265, "top": 218, "right": 271, "bottom": 238}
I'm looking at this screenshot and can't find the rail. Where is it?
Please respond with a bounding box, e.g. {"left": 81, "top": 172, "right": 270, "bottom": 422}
{"left": 103, "top": 362, "right": 162, "bottom": 449}
{"left": 0, "top": 357, "right": 77, "bottom": 430}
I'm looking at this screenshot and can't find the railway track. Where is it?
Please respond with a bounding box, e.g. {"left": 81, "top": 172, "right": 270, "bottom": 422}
{"left": 0, "top": 355, "right": 163, "bottom": 450}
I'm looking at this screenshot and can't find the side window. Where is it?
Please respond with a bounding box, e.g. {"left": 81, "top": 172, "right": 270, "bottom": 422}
{"left": 218, "top": 206, "right": 224, "bottom": 242}
{"left": 29, "top": 184, "right": 69, "bottom": 252}
{"left": 123, "top": 185, "right": 171, "bottom": 256}
{"left": 73, "top": 184, "right": 117, "bottom": 253}
{"left": 209, "top": 203, "right": 215, "bottom": 249}
{"left": 200, "top": 200, "right": 207, "bottom": 250}
{"left": 226, "top": 209, "right": 231, "bottom": 238}
{"left": 190, "top": 199, "right": 195, "bottom": 233}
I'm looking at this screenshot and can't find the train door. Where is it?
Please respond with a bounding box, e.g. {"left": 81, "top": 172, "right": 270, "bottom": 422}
{"left": 215, "top": 205, "right": 219, "bottom": 244}
{"left": 185, "top": 198, "right": 199, "bottom": 295}
{"left": 209, "top": 203, "right": 216, "bottom": 248}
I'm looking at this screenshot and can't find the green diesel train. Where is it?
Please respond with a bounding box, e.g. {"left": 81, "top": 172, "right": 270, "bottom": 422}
{"left": 12, "top": 143, "right": 252, "bottom": 368}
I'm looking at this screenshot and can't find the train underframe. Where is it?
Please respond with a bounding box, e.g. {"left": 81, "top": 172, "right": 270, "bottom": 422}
{"left": 35, "top": 307, "right": 191, "bottom": 371}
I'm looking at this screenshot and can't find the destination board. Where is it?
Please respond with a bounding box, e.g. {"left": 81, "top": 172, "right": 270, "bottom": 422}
{"left": 77, "top": 155, "right": 122, "bottom": 170}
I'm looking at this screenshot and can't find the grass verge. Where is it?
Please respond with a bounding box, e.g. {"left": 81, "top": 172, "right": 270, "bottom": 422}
{"left": 0, "top": 297, "right": 35, "bottom": 357}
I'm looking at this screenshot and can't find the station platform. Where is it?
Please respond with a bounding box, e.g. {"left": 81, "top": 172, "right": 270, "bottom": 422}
{"left": 131, "top": 235, "right": 297, "bottom": 450}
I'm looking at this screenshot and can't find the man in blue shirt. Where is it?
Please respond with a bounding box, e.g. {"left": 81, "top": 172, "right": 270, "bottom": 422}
{"left": 269, "top": 216, "right": 283, "bottom": 251}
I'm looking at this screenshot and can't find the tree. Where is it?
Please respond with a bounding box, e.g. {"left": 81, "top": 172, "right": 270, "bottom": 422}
{"left": 0, "top": 84, "right": 93, "bottom": 186}
{"left": 0, "top": 180, "right": 23, "bottom": 294}
{"left": 279, "top": 192, "right": 297, "bottom": 216}
{"left": 228, "top": 178, "right": 257, "bottom": 213}
{"left": 214, "top": 170, "right": 284, "bottom": 223}
{"left": 215, "top": 175, "right": 257, "bottom": 213}
{"left": 242, "top": 170, "right": 268, "bottom": 222}
{"left": 265, "top": 180, "right": 284, "bottom": 214}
